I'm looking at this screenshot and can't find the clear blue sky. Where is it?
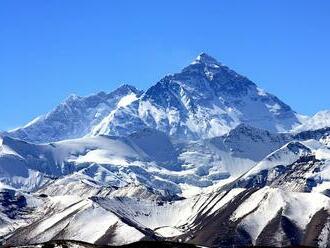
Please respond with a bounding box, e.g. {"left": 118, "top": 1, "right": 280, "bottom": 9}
{"left": 0, "top": 0, "right": 329, "bottom": 130}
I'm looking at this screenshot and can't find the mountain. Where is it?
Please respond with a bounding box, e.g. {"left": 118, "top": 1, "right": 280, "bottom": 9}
{"left": 7, "top": 53, "right": 301, "bottom": 144}
{"left": 1, "top": 53, "right": 330, "bottom": 247}
{"left": 92, "top": 53, "right": 302, "bottom": 139}
{"left": 8, "top": 85, "right": 143, "bottom": 143}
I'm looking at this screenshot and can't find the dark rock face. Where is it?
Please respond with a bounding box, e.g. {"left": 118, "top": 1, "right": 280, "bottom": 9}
{"left": 176, "top": 189, "right": 258, "bottom": 247}
{"left": 294, "top": 127, "right": 330, "bottom": 141}
{"left": 0, "top": 189, "right": 27, "bottom": 219}
{"left": 303, "top": 209, "right": 330, "bottom": 247}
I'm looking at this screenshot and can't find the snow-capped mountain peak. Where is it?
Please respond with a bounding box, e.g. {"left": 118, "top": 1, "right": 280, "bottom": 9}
{"left": 92, "top": 54, "right": 301, "bottom": 138}
{"left": 192, "top": 52, "right": 221, "bottom": 66}
{"left": 185, "top": 52, "right": 245, "bottom": 83}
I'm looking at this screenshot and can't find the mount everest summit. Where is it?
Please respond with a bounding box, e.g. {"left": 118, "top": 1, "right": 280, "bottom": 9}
{"left": 1, "top": 53, "right": 330, "bottom": 247}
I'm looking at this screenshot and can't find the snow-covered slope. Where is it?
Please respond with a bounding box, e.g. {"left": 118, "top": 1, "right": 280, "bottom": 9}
{"left": 242, "top": 141, "right": 312, "bottom": 180}
{"left": 0, "top": 124, "right": 294, "bottom": 197}
{"left": 7, "top": 85, "right": 143, "bottom": 143}
{"left": 4, "top": 184, "right": 330, "bottom": 247}
{"left": 0, "top": 133, "right": 184, "bottom": 194}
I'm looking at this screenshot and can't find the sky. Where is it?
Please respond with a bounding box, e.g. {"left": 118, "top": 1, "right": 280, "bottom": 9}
{"left": 0, "top": 0, "right": 329, "bottom": 130}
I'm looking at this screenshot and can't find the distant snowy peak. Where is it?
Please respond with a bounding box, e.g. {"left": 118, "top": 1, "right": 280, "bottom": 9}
{"left": 294, "top": 110, "right": 330, "bottom": 132}
{"left": 8, "top": 84, "right": 143, "bottom": 143}
{"left": 108, "top": 84, "right": 142, "bottom": 98}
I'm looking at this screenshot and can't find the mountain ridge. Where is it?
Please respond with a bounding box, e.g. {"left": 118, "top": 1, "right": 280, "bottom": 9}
{"left": 7, "top": 84, "right": 143, "bottom": 143}
{"left": 7, "top": 53, "right": 303, "bottom": 144}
